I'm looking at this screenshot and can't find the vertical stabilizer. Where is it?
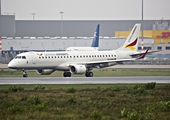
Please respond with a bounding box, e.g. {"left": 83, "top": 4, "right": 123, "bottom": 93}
{"left": 117, "top": 24, "right": 141, "bottom": 51}
{"left": 91, "top": 24, "right": 100, "bottom": 47}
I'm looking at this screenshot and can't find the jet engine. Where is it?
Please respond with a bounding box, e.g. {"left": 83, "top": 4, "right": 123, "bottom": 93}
{"left": 70, "top": 65, "right": 86, "bottom": 74}
{"left": 37, "top": 69, "right": 54, "bottom": 75}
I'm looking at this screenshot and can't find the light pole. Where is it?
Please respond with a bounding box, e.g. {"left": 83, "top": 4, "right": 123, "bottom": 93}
{"left": 59, "top": 11, "right": 64, "bottom": 37}
{"left": 31, "top": 13, "right": 36, "bottom": 20}
{"left": 141, "top": 0, "right": 144, "bottom": 51}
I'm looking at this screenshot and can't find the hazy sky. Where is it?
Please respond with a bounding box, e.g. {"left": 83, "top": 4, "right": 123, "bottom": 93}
{"left": 1, "top": 0, "right": 170, "bottom": 20}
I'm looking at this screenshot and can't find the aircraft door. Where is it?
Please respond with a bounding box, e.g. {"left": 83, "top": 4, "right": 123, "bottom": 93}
{"left": 30, "top": 53, "right": 37, "bottom": 64}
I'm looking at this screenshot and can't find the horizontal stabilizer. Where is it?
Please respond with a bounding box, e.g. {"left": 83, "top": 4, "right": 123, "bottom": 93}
{"left": 130, "top": 50, "right": 161, "bottom": 57}
{"left": 137, "top": 49, "right": 149, "bottom": 59}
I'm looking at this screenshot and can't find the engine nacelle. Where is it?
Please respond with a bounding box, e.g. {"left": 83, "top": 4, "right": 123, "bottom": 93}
{"left": 70, "top": 65, "right": 86, "bottom": 74}
{"left": 37, "top": 69, "right": 54, "bottom": 75}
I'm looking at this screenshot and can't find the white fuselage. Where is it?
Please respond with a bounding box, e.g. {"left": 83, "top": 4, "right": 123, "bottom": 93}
{"left": 8, "top": 50, "right": 133, "bottom": 70}
{"left": 66, "top": 47, "right": 98, "bottom": 51}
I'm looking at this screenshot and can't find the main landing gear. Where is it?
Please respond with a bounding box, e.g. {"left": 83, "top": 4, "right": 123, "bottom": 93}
{"left": 63, "top": 71, "right": 71, "bottom": 77}
{"left": 22, "top": 69, "right": 28, "bottom": 78}
{"left": 63, "top": 71, "right": 93, "bottom": 77}
{"left": 85, "top": 71, "right": 93, "bottom": 77}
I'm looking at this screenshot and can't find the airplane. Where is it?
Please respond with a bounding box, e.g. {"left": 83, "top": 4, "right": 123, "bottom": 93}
{"left": 8, "top": 23, "right": 148, "bottom": 77}
{"left": 66, "top": 24, "right": 99, "bottom": 51}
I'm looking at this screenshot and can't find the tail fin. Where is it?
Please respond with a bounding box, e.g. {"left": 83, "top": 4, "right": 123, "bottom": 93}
{"left": 91, "top": 24, "right": 100, "bottom": 47}
{"left": 117, "top": 24, "right": 141, "bottom": 51}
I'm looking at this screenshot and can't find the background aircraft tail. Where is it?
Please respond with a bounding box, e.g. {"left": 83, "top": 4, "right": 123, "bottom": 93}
{"left": 117, "top": 24, "right": 141, "bottom": 51}
{"left": 91, "top": 24, "right": 100, "bottom": 47}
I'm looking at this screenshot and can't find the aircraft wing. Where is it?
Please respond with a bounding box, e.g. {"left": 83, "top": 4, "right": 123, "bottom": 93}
{"left": 68, "top": 58, "right": 136, "bottom": 68}
{"left": 85, "top": 58, "right": 136, "bottom": 65}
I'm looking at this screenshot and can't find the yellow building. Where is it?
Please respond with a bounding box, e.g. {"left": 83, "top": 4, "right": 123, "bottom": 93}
{"left": 115, "top": 30, "right": 170, "bottom": 44}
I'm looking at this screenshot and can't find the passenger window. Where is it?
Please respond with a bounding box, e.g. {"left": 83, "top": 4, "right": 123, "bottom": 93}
{"left": 70, "top": 56, "right": 72, "bottom": 58}
{"left": 48, "top": 56, "right": 50, "bottom": 58}
{"left": 22, "top": 56, "right": 26, "bottom": 59}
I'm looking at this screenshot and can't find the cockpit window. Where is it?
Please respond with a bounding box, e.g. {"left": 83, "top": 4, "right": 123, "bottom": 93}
{"left": 15, "top": 56, "right": 26, "bottom": 59}
{"left": 15, "top": 56, "right": 21, "bottom": 59}
{"left": 22, "top": 56, "right": 26, "bottom": 59}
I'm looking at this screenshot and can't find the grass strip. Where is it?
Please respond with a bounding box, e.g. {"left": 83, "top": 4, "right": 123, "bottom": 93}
{"left": 0, "top": 83, "right": 170, "bottom": 120}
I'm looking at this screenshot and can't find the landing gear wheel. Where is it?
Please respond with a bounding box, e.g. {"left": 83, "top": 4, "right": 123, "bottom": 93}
{"left": 85, "top": 72, "right": 88, "bottom": 77}
{"left": 22, "top": 69, "right": 28, "bottom": 78}
{"left": 88, "top": 72, "right": 93, "bottom": 77}
{"left": 23, "top": 74, "right": 28, "bottom": 78}
{"left": 67, "top": 72, "right": 71, "bottom": 77}
{"left": 85, "top": 71, "right": 93, "bottom": 77}
{"left": 63, "top": 72, "right": 71, "bottom": 77}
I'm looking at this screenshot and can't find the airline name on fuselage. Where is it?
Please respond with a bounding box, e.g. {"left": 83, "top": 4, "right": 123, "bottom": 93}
{"left": 44, "top": 53, "right": 69, "bottom": 56}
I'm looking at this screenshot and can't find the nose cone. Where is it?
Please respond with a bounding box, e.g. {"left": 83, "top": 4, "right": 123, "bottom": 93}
{"left": 8, "top": 60, "right": 16, "bottom": 69}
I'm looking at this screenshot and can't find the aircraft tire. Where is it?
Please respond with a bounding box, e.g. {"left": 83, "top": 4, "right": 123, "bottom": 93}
{"left": 85, "top": 72, "right": 89, "bottom": 77}
{"left": 23, "top": 74, "right": 28, "bottom": 78}
{"left": 63, "top": 72, "right": 67, "bottom": 77}
{"left": 85, "top": 72, "right": 93, "bottom": 77}
{"left": 63, "top": 72, "right": 71, "bottom": 77}
{"left": 89, "top": 72, "right": 93, "bottom": 77}
{"left": 67, "top": 72, "right": 71, "bottom": 77}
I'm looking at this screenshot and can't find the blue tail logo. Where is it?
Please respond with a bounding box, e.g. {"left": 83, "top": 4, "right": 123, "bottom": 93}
{"left": 91, "top": 24, "right": 100, "bottom": 47}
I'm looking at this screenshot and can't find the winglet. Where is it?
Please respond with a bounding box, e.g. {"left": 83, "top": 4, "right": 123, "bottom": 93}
{"left": 137, "top": 49, "right": 149, "bottom": 59}
{"left": 91, "top": 24, "right": 100, "bottom": 47}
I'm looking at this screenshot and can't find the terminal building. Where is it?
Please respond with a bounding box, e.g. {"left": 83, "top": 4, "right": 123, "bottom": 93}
{"left": 0, "top": 14, "right": 170, "bottom": 64}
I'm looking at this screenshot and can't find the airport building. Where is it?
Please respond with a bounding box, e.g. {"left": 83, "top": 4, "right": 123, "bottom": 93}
{"left": 0, "top": 14, "right": 170, "bottom": 64}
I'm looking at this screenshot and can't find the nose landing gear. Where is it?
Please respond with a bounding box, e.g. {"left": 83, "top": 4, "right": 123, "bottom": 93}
{"left": 22, "top": 69, "right": 28, "bottom": 78}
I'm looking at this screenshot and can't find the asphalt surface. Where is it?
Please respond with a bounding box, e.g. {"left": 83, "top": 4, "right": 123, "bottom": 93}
{"left": 0, "top": 76, "right": 169, "bottom": 84}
